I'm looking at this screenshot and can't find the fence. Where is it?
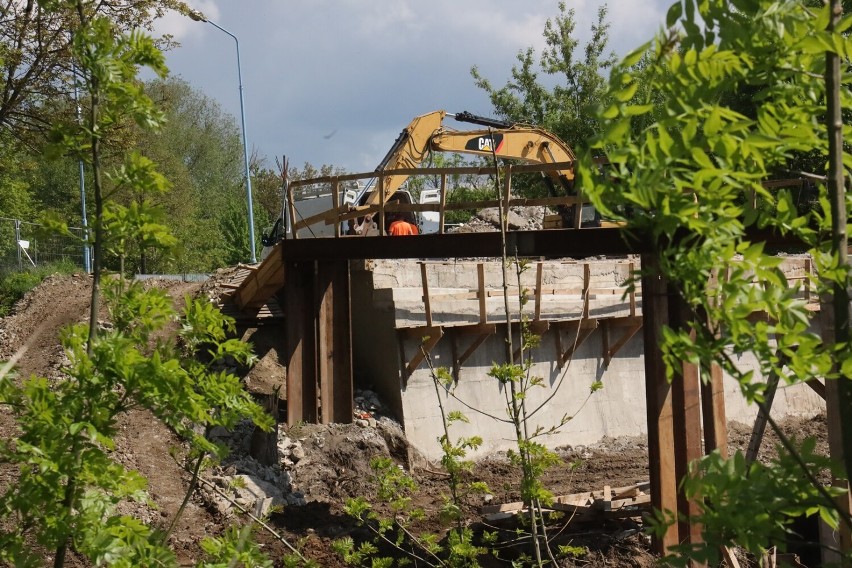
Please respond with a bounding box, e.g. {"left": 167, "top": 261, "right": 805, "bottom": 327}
{"left": 0, "top": 217, "right": 88, "bottom": 273}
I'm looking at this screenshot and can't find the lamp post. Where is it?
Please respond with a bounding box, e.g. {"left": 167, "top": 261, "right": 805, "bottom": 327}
{"left": 72, "top": 62, "right": 91, "bottom": 273}
{"left": 189, "top": 12, "right": 257, "bottom": 263}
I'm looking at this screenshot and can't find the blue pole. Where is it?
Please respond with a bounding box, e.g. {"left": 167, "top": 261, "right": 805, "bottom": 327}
{"left": 72, "top": 63, "right": 91, "bottom": 273}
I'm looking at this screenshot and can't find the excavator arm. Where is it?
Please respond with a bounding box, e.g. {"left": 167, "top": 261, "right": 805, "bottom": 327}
{"left": 364, "top": 110, "right": 579, "bottom": 224}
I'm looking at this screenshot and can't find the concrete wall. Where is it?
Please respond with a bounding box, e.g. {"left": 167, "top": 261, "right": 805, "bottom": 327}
{"left": 351, "top": 257, "right": 824, "bottom": 461}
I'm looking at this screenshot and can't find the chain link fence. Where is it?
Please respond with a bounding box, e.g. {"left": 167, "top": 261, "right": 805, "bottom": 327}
{"left": 0, "top": 217, "right": 88, "bottom": 273}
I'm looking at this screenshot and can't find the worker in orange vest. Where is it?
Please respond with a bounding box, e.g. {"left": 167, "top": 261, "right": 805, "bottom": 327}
{"left": 388, "top": 213, "right": 419, "bottom": 236}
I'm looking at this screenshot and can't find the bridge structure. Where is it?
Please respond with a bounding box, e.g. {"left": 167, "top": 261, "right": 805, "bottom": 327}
{"left": 220, "top": 164, "right": 846, "bottom": 559}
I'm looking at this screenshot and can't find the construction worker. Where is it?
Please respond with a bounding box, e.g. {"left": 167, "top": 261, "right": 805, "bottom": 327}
{"left": 388, "top": 213, "right": 419, "bottom": 236}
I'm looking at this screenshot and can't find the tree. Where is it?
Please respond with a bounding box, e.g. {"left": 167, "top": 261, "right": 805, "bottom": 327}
{"left": 470, "top": 3, "right": 617, "bottom": 199}
{"left": 133, "top": 77, "right": 245, "bottom": 272}
{"left": 471, "top": 2, "right": 616, "bottom": 151}
{"left": 0, "top": 0, "right": 190, "bottom": 148}
{"left": 582, "top": 0, "right": 852, "bottom": 563}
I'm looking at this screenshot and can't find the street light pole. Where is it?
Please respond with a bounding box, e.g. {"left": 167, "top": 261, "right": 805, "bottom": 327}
{"left": 189, "top": 12, "right": 257, "bottom": 263}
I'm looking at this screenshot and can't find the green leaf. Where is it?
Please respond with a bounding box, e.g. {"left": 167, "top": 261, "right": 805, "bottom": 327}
{"left": 666, "top": 1, "right": 683, "bottom": 28}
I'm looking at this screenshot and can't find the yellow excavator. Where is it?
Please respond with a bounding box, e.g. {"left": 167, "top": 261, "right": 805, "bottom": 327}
{"left": 361, "top": 109, "right": 593, "bottom": 228}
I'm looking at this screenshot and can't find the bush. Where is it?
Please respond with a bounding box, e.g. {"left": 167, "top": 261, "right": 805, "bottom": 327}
{"left": 0, "top": 261, "right": 80, "bottom": 316}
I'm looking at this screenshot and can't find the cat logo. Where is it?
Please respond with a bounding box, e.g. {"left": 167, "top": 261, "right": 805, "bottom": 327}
{"left": 464, "top": 133, "right": 504, "bottom": 154}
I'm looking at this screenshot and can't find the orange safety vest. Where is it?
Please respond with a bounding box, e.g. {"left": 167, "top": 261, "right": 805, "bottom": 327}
{"left": 388, "top": 220, "right": 419, "bottom": 236}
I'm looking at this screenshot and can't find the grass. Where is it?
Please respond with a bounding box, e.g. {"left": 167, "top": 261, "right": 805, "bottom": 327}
{"left": 0, "top": 261, "right": 81, "bottom": 317}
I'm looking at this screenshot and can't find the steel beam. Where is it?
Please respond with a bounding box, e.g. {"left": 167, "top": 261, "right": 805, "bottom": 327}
{"left": 284, "top": 259, "right": 352, "bottom": 426}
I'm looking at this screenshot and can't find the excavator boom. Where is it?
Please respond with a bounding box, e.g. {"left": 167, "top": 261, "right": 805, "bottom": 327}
{"left": 365, "top": 110, "right": 578, "bottom": 221}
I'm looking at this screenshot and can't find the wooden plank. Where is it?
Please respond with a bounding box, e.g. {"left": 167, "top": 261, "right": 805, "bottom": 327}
{"left": 603, "top": 319, "right": 642, "bottom": 367}
{"left": 554, "top": 492, "right": 593, "bottom": 506}
{"left": 670, "top": 294, "right": 705, "bottom": 549}
{"left": 482, "top": 501, "right": 526, "bottom": 515}
{"left": 535, "top": 262, "right": 543, "bottom": 320}
{"left": 502, "top": 165, "right": 512, "bottom": 233}
{"left": 559, "top": 321, "right": 598, "bottom": 366}
{"left": 234, "top": 241, "right": 286, "bottom": 309}
{"left": 404, "top": 327, "right": 444, "bottom": 376}
{"left": 439, "top": 174, "right": 447, "bottom": 235}
{"left": 332, "top": 180, "right": 341, "bottom": 238}
{"left": 455, "top": 323, "right": 498, "bottom": 336}
{"left": 805, "top": 378, "right": 826, "bottom": 400}
{"left": 721, "top": 546, "right": 742, "bottom": 568}
{"left": 640, "top": 256, "right": 680, "bottom": 554}
{"left": 402, "top": 325, "right": 445, "bottom": 340}
{"left": 746, "top": 370, "right": 780, "bottom": 463}
{"left": 456, "top": 333, "right": 490, "bottom": 370}
{"left": 477, "top": 263, "right": 487, "bottom": 324}
{"left": 629, "top": 261, "right": 637, "bottom": 316}
{"left": 421, "top": 262, "right": 432, "bottom": 327}
{"left": 284, "top": 260, "right": 318, "bottom": 425}
{"left": 702, "top": 363, "right": 728, "bottom": 458}
{"left": 317, "top": 260, "right": 352, "bottom": 424}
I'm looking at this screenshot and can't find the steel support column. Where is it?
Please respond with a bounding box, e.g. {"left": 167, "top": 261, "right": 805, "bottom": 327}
{"left": 284, "top": 259, "right": 352, "bottom": 426}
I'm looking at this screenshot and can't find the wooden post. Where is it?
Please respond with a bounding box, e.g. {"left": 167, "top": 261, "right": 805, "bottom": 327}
{"left": 284, "top": 260, "right": 318, "bottom": 424}
{"left": 284, "top": 259, "right": 353, "bottom": 426}
{"left": 701, "top": 363, "right": 728, "bottom": 458}
{"left": 439, "top": 173, "right": 447, "bottom": 235}
{"left": 821, "top": 295, "right": 852, "bottom": 563}
{"left": 640, "top": 255, "right": 680, "bottom": 554}
{"left": 421, "top": 262, "right": 433, "bottom": 327}
{"left": 534, "top": 262, "right": 543, "bottom": 321}
{"left": 378, "top": 175, "right": 386, "bottom": 235}
{"left": 502, "top": 165, "right": 512, "bottom": 233}
{"left": 332, "top": 179, "right": 341, "bottom": 238}
{"left": 287, "top": 174, "right": 298, "bottom": 240}
{"left": 317, "top": 260, "right": 353, "bottom": 424}
{"left": 670, "top": 293, "right": 705, "bottom": 553}
{"left": 477, "top": 263, "right": 487, "bottom": 324}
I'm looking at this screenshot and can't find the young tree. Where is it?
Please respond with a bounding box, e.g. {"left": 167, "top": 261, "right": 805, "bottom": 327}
{"left": 581, "top": 0, "right": 852, "bottom": 562}
{"left": 471, "top": 2, "right": 616, "bottom": 151}
{"left": 470, "top": 2, "right": 617, "bottom": 201}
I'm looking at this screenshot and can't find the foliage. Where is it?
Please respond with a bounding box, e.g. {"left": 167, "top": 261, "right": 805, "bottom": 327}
{"left": 471, "top": 2, "right": 616, "bottom": 151}
{"left": 0, "top": 277, "right": 272, "bottom": 566}
{"left": 444, "top": 184, "right": 496, "bottom": 225}
{"left": 136, "top": 77, "right": 248, "bottom": 272}
{"left": 0, "top": 0, "right": 191, "bottom": 147}
{"left": 0, "top": 2, "right": 297, "bottom": 566}
{"left": 0, "top": 131, "right": 35, "bottom": 220}
{"left": 338, "top": 453, "right": 490, "bottom": 568}
{"left": 580, "top": 0, "right": 852, "bottom": 561}
{"left": 651, "top": 442, "right": 844, "bottom": 566}
{"left": 199, "top": 525, "right": 273, "bottom": 568}
{"left": 0, "top": 260, "right": 78, "bottom": 316}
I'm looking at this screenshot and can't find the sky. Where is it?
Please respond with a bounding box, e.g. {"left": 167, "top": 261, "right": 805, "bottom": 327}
{"left": 154, "top": 1, "right": 671, "bottom": 175}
